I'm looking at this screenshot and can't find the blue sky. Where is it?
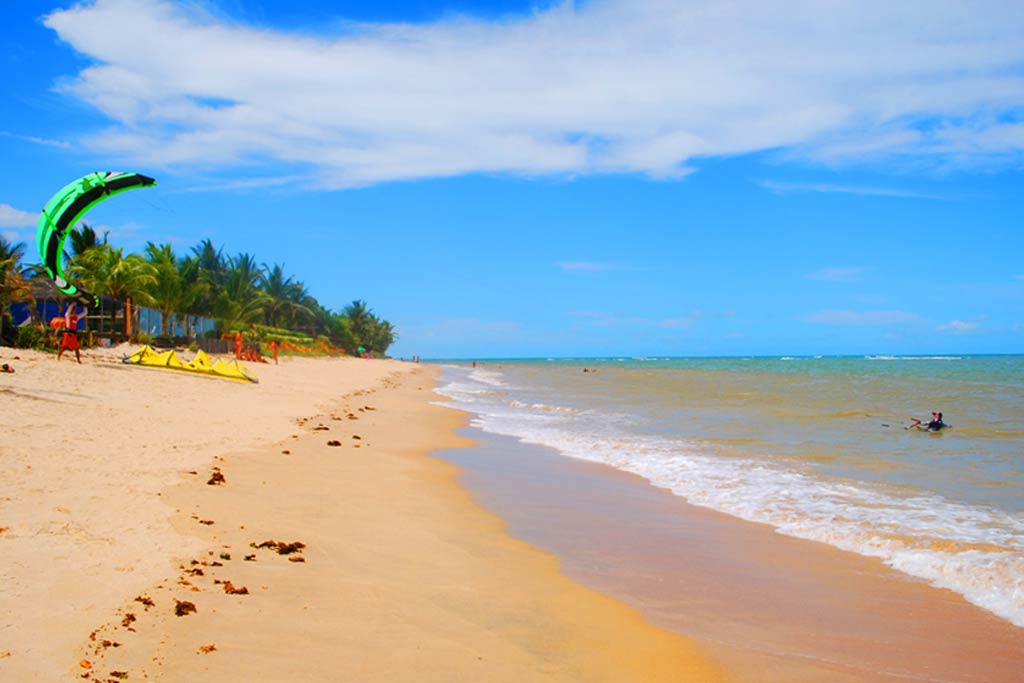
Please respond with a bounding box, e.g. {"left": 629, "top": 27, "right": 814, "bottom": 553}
{"left": 2, "top": 0, "right": 1022, "bottom": 358}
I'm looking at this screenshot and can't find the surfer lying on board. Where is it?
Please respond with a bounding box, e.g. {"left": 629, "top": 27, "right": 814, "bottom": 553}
{"left": 908, "top": 411, "right": 947, "bottom": 431}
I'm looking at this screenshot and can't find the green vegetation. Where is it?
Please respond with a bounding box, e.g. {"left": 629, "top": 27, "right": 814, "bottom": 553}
{"left": 1, "top": 235, "right": 33, "bottom": 346}
{"left": 0, "top": 228, "right": 397, "bottom": 355}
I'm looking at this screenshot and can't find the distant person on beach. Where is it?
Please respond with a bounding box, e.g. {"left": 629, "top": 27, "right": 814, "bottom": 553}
{"left": 269, "top": 339, "right": 280, "bottom": 365}
{"left": 57, "top": 303, "right": 86, "bottom": 363}
{"left": 234, "top": 331, "right": 243, "bottom": 360}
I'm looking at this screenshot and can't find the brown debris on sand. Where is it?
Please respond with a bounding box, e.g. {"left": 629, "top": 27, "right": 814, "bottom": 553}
{"left": 222, "top": 581, "right": 249, "bottom": 595}
{"left": 133, "top": 595, "right": 154, "bottom": 609}
{"left": 197, "top": 644, "right": 217, "bottom": 654}
{"left": 326, "top": 440, "right": 341, "bottom": 447}
{"left": 174, "top": 600, "right": 197, "bottom": 617}
{"left": 252, "top": 539, "right": 306, "bottom": 555}
{"left": 207, "top": 468, "right": 226, "bottom": 486}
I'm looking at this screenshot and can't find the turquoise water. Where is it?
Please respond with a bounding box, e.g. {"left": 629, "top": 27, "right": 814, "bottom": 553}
{"left": 435, "top": 355, "right": 1024, "bottom": 627}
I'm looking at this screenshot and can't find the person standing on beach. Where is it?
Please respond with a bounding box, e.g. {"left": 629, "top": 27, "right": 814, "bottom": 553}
{"left": 234, "top": 331, "right": 243, "bottom": 360}
{"left": 269, "top": 339, "right": 280, "bottom": 365}
{"left": 57, "top": 303, "right": 86, "bottom": 363}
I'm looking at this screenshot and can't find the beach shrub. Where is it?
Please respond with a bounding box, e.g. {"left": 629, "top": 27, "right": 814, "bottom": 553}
{"left": 15, "top": 324, "right": 47, "bottom": 350}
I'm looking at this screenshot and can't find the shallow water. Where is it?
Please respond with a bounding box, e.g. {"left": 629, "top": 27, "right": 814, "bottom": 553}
{"left": 435, "top": 355, "right": 1024, "bottom": 628}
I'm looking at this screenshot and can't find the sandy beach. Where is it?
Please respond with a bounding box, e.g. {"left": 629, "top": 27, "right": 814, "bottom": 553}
{"left": 0, "top": 347, "right": 722, "bottom": 681}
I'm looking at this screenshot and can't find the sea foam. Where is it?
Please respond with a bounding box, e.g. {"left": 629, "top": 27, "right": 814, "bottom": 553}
{"left": 436, "top": 364, "right": 1024, "bottom": 629}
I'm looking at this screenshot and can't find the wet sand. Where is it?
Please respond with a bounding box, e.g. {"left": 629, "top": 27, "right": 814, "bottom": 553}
{"left": 439, "top": 429, "right": 1024, "bottom": 683}
{"left": 0, "top": 348, "right": 723, "bottom": 681}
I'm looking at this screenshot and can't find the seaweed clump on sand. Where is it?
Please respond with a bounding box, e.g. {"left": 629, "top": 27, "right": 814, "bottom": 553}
{"left": 252, "top": 539, "right": 306, "bottom": 555}
{"left": 174, "top": 600, "right": 197, "bottom": 617}
{"left": 207, "top": 467, "right": 226, "bottom": 486}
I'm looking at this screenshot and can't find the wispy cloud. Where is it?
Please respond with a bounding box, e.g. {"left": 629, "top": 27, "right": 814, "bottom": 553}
{"left": 0, "top": 131, "right": 72, "bottom": 149}
{"left": 0, "top": 204, "right": 38, "bottom": 228}
{"left": 937, "top": 320, "right": 980, "bottom": 334}
{"left": 806, "top": 266, "right": 867, "bottom": 282}
{"left": 805, "top": 309, "right": 923, "bottom": 325}
{"left": 170, "top": 176, "right": 306, "bottom": 194}
{"left": 558, "top": 261, "right": 621, "bottom": 273}
{"left": 759, "top": 179, "right": 943, "bottom": 200}
{"left": 41, "top": 0, "right": 1024, "bottom": 188}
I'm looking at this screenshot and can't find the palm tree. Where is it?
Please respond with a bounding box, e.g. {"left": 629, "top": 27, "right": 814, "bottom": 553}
{"left": 68, "top": 223, "right": 107, "bottom": 257}
{"left": 213, "top": 252, "right": 267, "bottom": 330}
{"left": 175, "top": 254, "right": 208, "bottom": 338}
{"left": 73, "top": 244, "right": 156, "bottom": 337}
{"left": 190, "top": 239, "right": 227, "bottom": 320}
{"left": 0, "top": 236, "right": 32, "bottom": 344}
{"left": 342, "top": 300, "right": 375, "bottom": 349}
{"left": 370, "top": 319, "right": 397, "bottom": 354}
{"left": 144, "top": 242, "right": 206, "bottom": 336}
{"left": 259, "top": 263, "right": 312, "bottom": 329}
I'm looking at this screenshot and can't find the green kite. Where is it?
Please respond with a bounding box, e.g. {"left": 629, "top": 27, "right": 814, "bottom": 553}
{"left": 36, "top": 172, "right": 156, "bottom": 304}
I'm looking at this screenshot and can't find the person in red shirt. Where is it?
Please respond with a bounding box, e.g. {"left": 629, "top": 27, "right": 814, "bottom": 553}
{"left": 57, "top": 303, "right": 86, "bottom": 363}
{"left": 234, "top": 331, "right": 243, "bottom": 360}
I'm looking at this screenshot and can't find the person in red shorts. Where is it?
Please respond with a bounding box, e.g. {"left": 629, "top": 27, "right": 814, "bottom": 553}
{"left": 57, "top": 303, "right": 86, "bottom": 363}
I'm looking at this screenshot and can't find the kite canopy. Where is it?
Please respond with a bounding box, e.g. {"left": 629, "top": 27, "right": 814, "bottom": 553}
{"left": 123, "top": 346, "right": 259, "bottom": 383}
{"left": 36, "top": 171, "right": 157, "bottom": 304}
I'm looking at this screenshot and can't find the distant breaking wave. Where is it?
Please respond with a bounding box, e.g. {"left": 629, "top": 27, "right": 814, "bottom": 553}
{"left": 865, "top": 355, "right": 963, "bottom": 360}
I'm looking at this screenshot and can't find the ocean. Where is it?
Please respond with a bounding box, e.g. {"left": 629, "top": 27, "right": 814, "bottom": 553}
{"left": 434, "top": 355, "right": 1024, "bottom": 630}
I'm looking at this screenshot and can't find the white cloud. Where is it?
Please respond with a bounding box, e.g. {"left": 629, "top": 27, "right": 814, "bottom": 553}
{"left": 805, "top": 309, "right": 922, "bottom": 325}
{"left": 937, "top": 320, "right": 980, "bottom": 334}
{"left": 43, "top": 0, "right": 1024, "bottom": 187}
{"left": 0, "top": 204, "right": 38, "bottom": 228}
{"left": 806, "top": 266, "right": 867, "bottom": 282}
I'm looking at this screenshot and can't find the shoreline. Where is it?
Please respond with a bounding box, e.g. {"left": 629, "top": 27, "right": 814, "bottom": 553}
{"left": 0, "top": 348, "right": 724, "bottom": 681}
{"left": 438, "top": 427, "right": 1024, "bottom": 683}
